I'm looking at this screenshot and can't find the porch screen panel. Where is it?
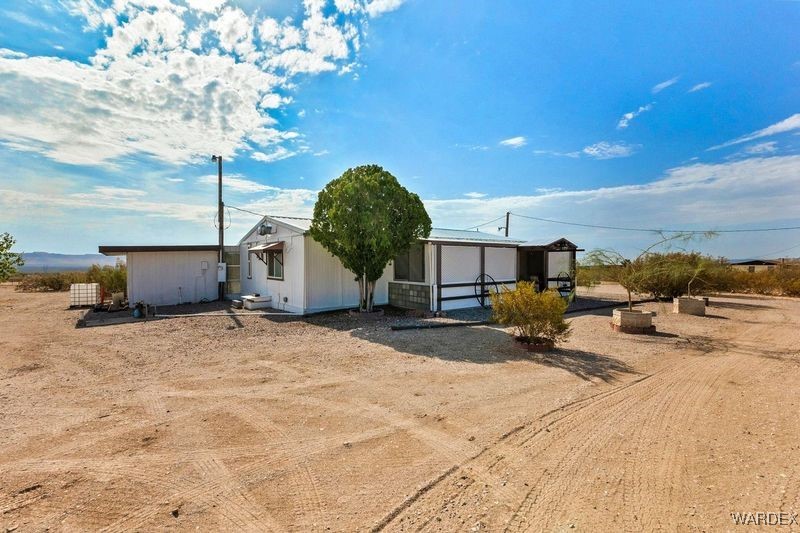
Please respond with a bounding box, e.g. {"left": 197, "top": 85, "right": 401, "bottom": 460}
{"left": 440, "top": 245, "right": 480, "bottom": 284}
{"left": 485, "top": 247, "right": 516, "bottom": 282}
{"left": 547, "top": 251, "right": 572, "bottom": 278}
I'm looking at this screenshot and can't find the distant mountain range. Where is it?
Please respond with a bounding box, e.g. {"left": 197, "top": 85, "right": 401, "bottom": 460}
{"left": 19, "top": 252, "right": 121, "bottom": 272}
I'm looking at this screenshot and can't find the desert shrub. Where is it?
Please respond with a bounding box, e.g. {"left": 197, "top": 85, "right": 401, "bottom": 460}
{"left": 490, "top": 282, "right": 571, "bottom": 345}
{"left": 723, "top": 267, "right": 800, "bottom": 296}
{"left": 635, "top": 252, "right": 732, "bottom": 298}
{"left": 575, "top": 263, "right": 604, "bottom": 289}
{"left": 15, "top": 262, "right": 126, "bottom": 293}
{"left": 86, "top": 262, "right": 127, "bottom": 294}
{"left": 16, "top": 272, "right": 88, "bottom": 292}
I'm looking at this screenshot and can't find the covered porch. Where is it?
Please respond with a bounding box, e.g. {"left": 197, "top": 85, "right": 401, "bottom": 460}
{"left": 517, "top": 238, "right": 583, "bottom": 295}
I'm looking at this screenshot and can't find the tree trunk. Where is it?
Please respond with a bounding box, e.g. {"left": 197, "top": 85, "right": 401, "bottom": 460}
{"left": 627, "top": 287, "right": 633, "bottom": 311}
{"left": 357, "top": 276, "right": 366, "bottom": 312}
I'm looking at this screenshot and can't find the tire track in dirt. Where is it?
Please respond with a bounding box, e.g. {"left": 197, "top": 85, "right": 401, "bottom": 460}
{"left": 373, "top": 344, "right": 749, "bottom": 532}
{"left": 370, "top": 369, "right": 667, "bottom": 531}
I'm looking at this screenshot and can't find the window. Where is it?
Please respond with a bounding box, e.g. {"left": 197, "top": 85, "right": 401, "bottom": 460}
{"left": 394, "top": 243, "right": 425, "bottom": 282}
{"left": 748, "top": 266, "right": 755, "bottom": 273}
{"left": 267, "top": 250, "right": 283, "bottom": 280}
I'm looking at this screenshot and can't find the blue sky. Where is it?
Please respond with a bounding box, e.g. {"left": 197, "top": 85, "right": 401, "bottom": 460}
{"left": 0, "top": 0, "right": 799, "bottom": 258}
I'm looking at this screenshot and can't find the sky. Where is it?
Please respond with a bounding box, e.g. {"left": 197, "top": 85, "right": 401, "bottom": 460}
{"left": 0, "top": 0, "right": 799, "bottom": 259}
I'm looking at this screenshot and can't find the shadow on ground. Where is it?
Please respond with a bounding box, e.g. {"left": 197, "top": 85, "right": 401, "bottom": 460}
{"left": 528, "top": 347, "right": 637, "bottom": 382}
{"left": 709, "top": 300, "right": 774, "bottom": 311}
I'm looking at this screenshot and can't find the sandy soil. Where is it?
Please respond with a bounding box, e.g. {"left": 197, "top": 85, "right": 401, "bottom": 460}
{"left": 1, "top": 285, "right": 799, "bottom": 531}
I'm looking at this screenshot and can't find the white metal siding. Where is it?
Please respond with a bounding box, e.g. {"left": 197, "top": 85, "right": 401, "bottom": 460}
{"left": 127, "top": 251, "right": 218, "bottom": 306}
{"left": 304, "top": 238, "right": 390, "bottom": 313}
{"left": 239, "top": 222, "right": 305, "bottom": 313}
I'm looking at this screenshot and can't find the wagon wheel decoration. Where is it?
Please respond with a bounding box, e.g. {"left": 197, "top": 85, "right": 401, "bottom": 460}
{"left": 555, "top": 271, "right": 573, "bottom": 298}
{"left": 474, "top": 273, "right": 500, "bottom": 308}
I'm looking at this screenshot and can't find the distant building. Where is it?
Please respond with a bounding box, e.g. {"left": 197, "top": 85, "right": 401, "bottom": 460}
{"left": 730, "top": 259, "right": 779, "bottom": 273}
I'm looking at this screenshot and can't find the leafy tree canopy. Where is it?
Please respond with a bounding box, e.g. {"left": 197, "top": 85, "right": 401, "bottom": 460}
{"left": 0, "top": 232, "right": 24, "bottom": 282}
{"left": 310, "top": 165, "right": 431, "bottom": 312}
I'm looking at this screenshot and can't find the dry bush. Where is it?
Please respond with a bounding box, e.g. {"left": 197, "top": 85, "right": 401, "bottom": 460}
{"left": 490, "top": 282, "right": 571, "bottom": 345}
{"left": 16, "top": 262, "right": 127, "bottom": 293}
{"left": 16, "top": 272, "right": 88, "bottom": 292}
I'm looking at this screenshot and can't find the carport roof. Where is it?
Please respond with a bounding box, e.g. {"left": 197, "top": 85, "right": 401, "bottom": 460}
{"left": 424, "top": 228, "right": 525, "bottom": 246}
{"left": 99, "top": 245, "right": 219, "bottom": 256}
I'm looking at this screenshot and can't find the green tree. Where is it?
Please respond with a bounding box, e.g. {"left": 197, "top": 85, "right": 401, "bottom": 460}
{"left": 0, "top": 232, "right": 24, "bottom": 282}
{"left": 310, "top": 165, "right": 431, "bottom": 312}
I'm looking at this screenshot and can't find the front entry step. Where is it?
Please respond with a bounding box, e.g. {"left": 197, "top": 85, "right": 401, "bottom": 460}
{"left": 242, "top": 294, "right": 272, "bottom": 310}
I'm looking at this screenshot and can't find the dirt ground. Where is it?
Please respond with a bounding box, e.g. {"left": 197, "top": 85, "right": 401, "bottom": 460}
{"left": 1, "top": 285, "right": 799, "bottom": 532}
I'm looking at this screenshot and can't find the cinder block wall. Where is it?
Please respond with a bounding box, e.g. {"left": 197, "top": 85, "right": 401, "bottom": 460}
{"left": 389, "top": 282, "right": 430, "bottom": 311}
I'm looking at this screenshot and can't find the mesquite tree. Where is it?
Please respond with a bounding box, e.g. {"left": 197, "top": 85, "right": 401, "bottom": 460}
{"left": 310, "top": 165, "right": 431, "bottom": 312}
{"left": 0, "top": 232, "right": 24, "bottom": 282}
{"left": 583, "top": 232, "right": 713, "bottom": 310}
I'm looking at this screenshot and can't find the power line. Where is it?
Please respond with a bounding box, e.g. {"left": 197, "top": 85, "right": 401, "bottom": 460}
{"left": 462, "top": 214, "right": 506, "bottom": 231}
{"left": 227, "top": 205, "right": 268, "bottom": 218}
{"left": 510, "top": 212, "right": 800, "bottom": 234}
{"left": 753, "top": 241, "right": 800, "bottom": 259}
{"left": 227, "top": 205, "right": 312, "bottom": 221}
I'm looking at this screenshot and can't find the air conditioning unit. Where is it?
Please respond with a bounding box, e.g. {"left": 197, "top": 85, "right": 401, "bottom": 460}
{"left": 258, "top": 223, "right": 274, "bottom": 236}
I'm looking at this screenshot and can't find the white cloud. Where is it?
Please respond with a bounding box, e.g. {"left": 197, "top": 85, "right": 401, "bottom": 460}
{"left": 455, "top": 143, "right": 489, "bottom": 151}
{"left": 0, "top": 179, "right": 318, "bottom": 227}
{"left": 499, "top": 136, "right": 527, "bottom": 148}
{"left": 652, "top": 76, "right": 679, "bottom": 94}
{"left": 582, "top": 141, "right": 639, "bottom": 159}
{"left": 252, "top": 146, "right": 297, "bottom": 162}
{"left": 365, "top": 0, "right": 406, "bottom": 17}
{"left": 166, "top": 177, "right": 184, "bottom": 182}
{"left": 0, "top": 0, "right": 400, "bottom": 167}
{"left": 744, "top": 141, "right": 777, "bottom": 154}
{"left": 617, "top": 103, "right": 653, "bottom": 129}
{"left": 0, "top": 48, "right": 27, "bottom": 59}
{"left": 688, "top": 81, "right": 712, "bottom": 93}
{"left": 186, "top": 0, "right": 226, "bottom": 13}
{"left": 532, "top": 149, "right": 581, "bottom": 158}
{"left": 463, "top": 192, "right": 486, "bottom": 199}
{"left": 198, "top": 174, "right": 272, "bottom": 193}
{"left": 422, "top": 155, "right": 800, "bottom": 256}
{"left": 709, "top": 113, "right": 800, "bottom": 150}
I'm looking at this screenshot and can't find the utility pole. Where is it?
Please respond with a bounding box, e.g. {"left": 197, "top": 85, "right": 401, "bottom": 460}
{"left": 504, "top": 211, "right": 510, "bottom": 237}
{"left": 212, "top": 155, "right": 224, "bottom": 301}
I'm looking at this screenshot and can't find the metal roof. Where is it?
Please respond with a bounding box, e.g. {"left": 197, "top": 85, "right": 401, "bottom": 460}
{"left": 424, "top": 228, "right": 524, "bottom": 246}
{"left": 270, "top": 216, "right": 312, "bottom": 231}
{"left": 99, "top": 245, "right": 219, "bottom": 256}
{"left": 239, "top": 217, "right": 524, "bottom": 246}
{"left": 238, "top": 215, "right": 312, "bottom": 244}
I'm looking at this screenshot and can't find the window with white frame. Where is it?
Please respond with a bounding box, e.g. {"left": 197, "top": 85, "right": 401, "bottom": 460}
{"left": 267, "top": 250, "right": 283, "bottom": 280}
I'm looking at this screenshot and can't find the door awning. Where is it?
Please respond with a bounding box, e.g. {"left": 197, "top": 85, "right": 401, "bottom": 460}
{"left": 249, "top": 241, "right": 284, "bottom": 252}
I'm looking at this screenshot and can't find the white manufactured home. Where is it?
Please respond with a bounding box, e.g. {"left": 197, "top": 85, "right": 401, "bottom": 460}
{"left": 237, "top": 216, "right": 393, "bottom": 314}
{"left": 100, "top": 216, "right": 580, "bottom": 313}
{"left": 238, "top": 216, "right": 525, "bottom": 314}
